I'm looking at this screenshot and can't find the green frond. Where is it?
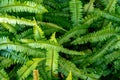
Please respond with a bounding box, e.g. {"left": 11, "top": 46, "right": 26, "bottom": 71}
{"left": 46, "top": 33, "right": 59, "bottom": 78}
{"left": 0, "top": 42, "right": 45, "bottom": 57}
{"left": 104, "top": 51, "right": 120, "bottom": 65}
{"left": 20, "top": 39, "right": 85, "bottom": 55}
{"left": 17, "top": 58, "right": 44, "bottom": 80}
{"left": 0, "top": 37, "right": 10, "bottom": 44}
{"left": 113, "top": 59, "right": 120, "bottom": 70}
{"left": 72, "top": 27, "right": 118, "bottom": 45}
{"left": 59, "top": 26, "right": 87, "bottom": 44}
{"left": 66, "top": 71, "right": 72, "bottom": 80}
{"left": 104, "top": 0, "right": 117, "bottom": 13}
{"left": 82, "top": 14, "right": 100, "bottom": 26}
{"left": 0, "top": 69, "right": 9, "bottom": 80}
{"left": 69, "top": 0, "right": 83, "bottom": 26}
{"left": 0, "top": 0, "right": 47, "bottom": 13}
{"left": 84, "top": 0, "right": 95, "bottom": 13}
{"left": 33, "top": 25, "right": 45, "bottom": 40}
{"left": 0, "top": 23, "right": 16, "bottom": 33}
{"left": 82, "top": 38, "right": 116, "bottom": 67}
{"left": 16, "top": 29, "right": 33, "bottom": 39}
{"left": 0, "top": 58, "right": 13, "bottom": 68}
{"left": 59, "top": 57, "right": 100, "bottom": 80}
{"left": 38, "top": 21, "right": 67, "bottom": 32}
{"left": 0, "top": 14, "right": 36, "bottom": 26}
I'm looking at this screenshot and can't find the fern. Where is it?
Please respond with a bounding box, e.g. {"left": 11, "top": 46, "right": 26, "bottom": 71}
{"left": 104, "top": 0, "right": 117, "bottom": 13}
{"left": 66, "top": 71, "right": 72, "bottom": 80}
{"left": 17, "top": 58, "right": 44, "bottom": 80}
{"left": 0, "top": 0, "right": 47, "bottom": 13}
{"left": 0, "top": 14, "right": 36, "bottom": 26}
{"left": 0, "top": 69, "right": 9, "bottom": 80}
{"left": 72, "top": 27, "right": 119, "bottom": 45}
{"left": 69, "top": 0, "right": 83, "bottom": 26}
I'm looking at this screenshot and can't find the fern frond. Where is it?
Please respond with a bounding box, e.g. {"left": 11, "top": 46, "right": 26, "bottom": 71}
{"left": 72, "top": 27, "right": 118, "bottom": 45}
{"left": 0, "top": 58, "right": 13, "bottom": 68}
{"left": 113, "top": 59, "right": 120, "bottom": 70}
{"left": 0, "top": 0, "right": 47, "bottom": 13}
{"left": 104, "top": 0, "right": 117, "bottom": 13}
{"left": 0, "top": 42, "right": 45, "bottom": 57}
{"left": 84, "top": 0, "right": 95, "bottom": 13}
{"left": 0, "top": 14, "right": 36, "bottom": 26}
{"left": 59, "top": 26, "right": 87, "bottom": 44}
{"left": 69, "top": 0, "right": 83, "bottom": 26}
{"left": 0, "top": 23, "right": 16, "bottom": 33}
{"left": 33, "top": 25, "right": 45, "bottom": 40}
{"left": 20, "top": 39, "right": 85, "bottom": 55}
{"left": 17, "top": 58, "right": 44, "bottom": 80}
{"left": 46, "top": 33, "right": 59, "bottom": 78}
{"left": 59, "top": 57, "right": 100, "bottom": 80}
{"left": 38, "top": 21, "right": 67, "bottom": 32}
{"left": 0, "top": 69, "right": 9, "bottom": 80}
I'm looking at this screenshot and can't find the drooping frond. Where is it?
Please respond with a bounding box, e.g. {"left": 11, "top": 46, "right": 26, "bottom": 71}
{"left": 0, "top": 14, "right": 36, "bottom": 26}
{"left": 59, "top": 57, "right": 100, "bottom": 80}
{"left": 72, "top": 27, "right": 119, "bottom": 45}
{"left": 69, "top": 0, "right": 83, "bottom": 26}
{"left": 104, "top": 0, "right": 117, "bottom": 13}
{"left": 84, "top": 0, "right": 95, "bottom": 13}
{"left": 0, "top": 23, "right": 16, "bottom": 33}
{"left": 59, "top": 25, "right": 87, "bottom": 44}
{"left": 0, "top": 69, "right": 9, "bottom": 80}
{"left": 66, "top": 71, "right": 72, "bottom": 80}
{"left": 0, "top": 42, "right": 45, "bottom": 57}
{"left": 0, "top": 58, "right": 13, "bottom": 68}
{"left": 0, "top": 0, "right": 47, "bottom": 14}
{"left": 46, "top": 33, "right": 59, "bottom": 78}
{"left": 17, "top": 58, "right": 44, "bottom": 80}
{"left": 20, "top": 39, "right": 85, "bottom": 55}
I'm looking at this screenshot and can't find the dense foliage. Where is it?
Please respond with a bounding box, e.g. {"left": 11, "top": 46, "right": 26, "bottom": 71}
{"left": 0, "top": 0, "right": 120, "bottom": 80}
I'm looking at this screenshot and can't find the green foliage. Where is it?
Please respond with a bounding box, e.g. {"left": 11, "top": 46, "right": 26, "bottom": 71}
{"left": 1, "top": 0, "right": 120, "bottom": 80}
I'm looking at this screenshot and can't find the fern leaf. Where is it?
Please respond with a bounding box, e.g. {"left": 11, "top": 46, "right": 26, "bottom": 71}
{"left": 84, "top": 0, "right": 95, "bottom": 13}
{"left": 46, "top": 33, "right": 59, "bottom": 78}
{"left": 0, "top": 42, "right": 45, "bottom": 57}
{"left": 38, "top": 22, "right": 67, "bottom": 32}
{"left": 0, "top": 23, "right": 16, "bottom": 33}
{"left": 33, "top": 25, "right": 45, "bottom": 40}
{"left": 0, "top": 0, "right": 47, "bottom": 13}
{"left": 69, "top": 0, "right": 83, "bottom": 26}
{"left": 72, "top": 27, "right": 118, "bottom": 45}
{"left": 105, "top": 0, "right": 117, "bottom": 13}
{"left": 59, "top": 26, "right": 87, "bottom": 44}
{"left": 66, "top": 71, "right": 72, "bottom": 80}
{"left": 20, "top": 39, "right": 85, "bottom": 55}
{"left": 0, "top": 69, "right": 9, "bottom": 80}
{"left": 17, "top": 58, "right": 44, "bottom": 80}
{"left": 0, "top": 14, "right": 36, "bottom": 26}
{"left": 59, "top": 57, "right": 100, "bottom": 80}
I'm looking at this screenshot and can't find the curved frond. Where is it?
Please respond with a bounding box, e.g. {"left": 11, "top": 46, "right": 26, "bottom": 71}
{"left": 20, "top": 39, "right": 85, "bottom": 55}
{"left": 72, "top": 27, "right": 118, "bottom": 45}
{"left": 0, "top": 14, "right": 36, "bottom": 26}
{"left": 17, "top": 58, "right": 44, "bottom": 80}
{"left": 0, "top": 0, "right": 47, "bottom": 13}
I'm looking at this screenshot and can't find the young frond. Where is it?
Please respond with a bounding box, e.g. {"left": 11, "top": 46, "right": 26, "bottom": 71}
{"left": 0, "top": 14, "right": 36, "bottom": 26}
{"left": 72, "top": 27, "right": 118, "bottom": 45}
{"left": 17, "top": 58, "right": 44, "bottom": 80}
{"left": 69, "top": 0, "right": 83, "bottom": 26}
{"left": 0, "top": 0, "right": 47, "bottom": 14}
